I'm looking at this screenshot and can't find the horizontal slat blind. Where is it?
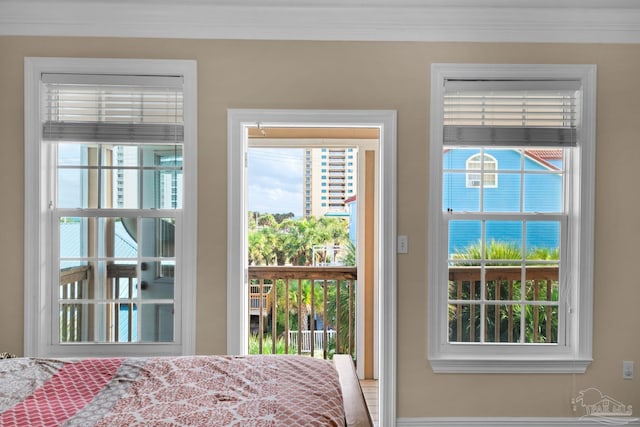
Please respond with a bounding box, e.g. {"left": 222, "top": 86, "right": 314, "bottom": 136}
{"left": 42, "top": 73, "right": 183, "bottom": 143}
{"left": 443, "top": 80, "right": 580, "bottom": 147}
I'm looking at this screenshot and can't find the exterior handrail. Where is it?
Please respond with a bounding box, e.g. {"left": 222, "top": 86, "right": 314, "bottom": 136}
{"left": 448, "top": 265, "right": 560, "bottom": 343}
{"left": 248, "top": 265, "right": 357, "bottom": 359}
{"left": 249, "top": 266, "right": 357, "bottom": 280}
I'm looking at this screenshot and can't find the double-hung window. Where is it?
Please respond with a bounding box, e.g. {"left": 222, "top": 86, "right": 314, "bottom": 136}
{"left": 25, "top": 58, "right": 197, "bottom": 357}
{"left": 428, "top": 64, "right": 596, "bottom": 373}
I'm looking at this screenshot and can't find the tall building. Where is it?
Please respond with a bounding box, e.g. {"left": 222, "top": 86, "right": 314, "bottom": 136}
{"left": 303, "top": 147, "right": 357, "bottom": 218}
{"left": 115, "top": 146, "right": 183, "bottom": 209}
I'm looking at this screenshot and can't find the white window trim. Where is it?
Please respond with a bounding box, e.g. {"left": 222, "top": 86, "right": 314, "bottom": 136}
{"left": 24, "top": 57, "right": 198, "bottom": 357}
{"left": 427, "top": 64, "right": 596, "bottom": 374}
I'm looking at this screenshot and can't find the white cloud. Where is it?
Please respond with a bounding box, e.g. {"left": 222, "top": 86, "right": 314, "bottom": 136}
{"left": 247, "top": 148, "right": 303, "bottom": 216}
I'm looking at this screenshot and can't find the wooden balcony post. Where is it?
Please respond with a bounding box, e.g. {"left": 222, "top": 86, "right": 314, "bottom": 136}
{"left": 271, "top": 278, "right": 277, "bottom": 354}
{"left": 323, "top": 279, "right": 328, "bottom": 360}
{"left": 310, "top": 279, "right": 315, "bottom": 357}
{"left": 336, "top": 281, "right": 341, "bottom": 353}
{"left": 285, "top": 278, "right": 290, "bottom": 354}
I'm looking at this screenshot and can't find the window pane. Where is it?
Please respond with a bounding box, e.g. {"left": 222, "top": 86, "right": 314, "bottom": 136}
{"left": 58, "top": 143, "right": 91, "bottom": 166}
{"left": 107, "top": 262, "right": 137, "bottom": 297}
{"left": 102, "top": 168, "right": 139, "bottom": 209}
{"left": 142, "top": 169, "right": 183, "bottom": 209}
{"left": 159, "top": 260, "right": 175, "bottom": 279}
{"left": 448, "top": 267, "right": 481, "bottom": 300}
{"left": 59, "top": 267, "right": 89, "bottom": 300}
{"left": 112, "top": 270, "right": 138, "bottom": 299}
{"left": 140, "top": 275, "right": 174, "bottom": 300}
{"left": 444, "top": 172, "right": 479, "bottom": 212}
{"left": 485, "top": 221, "right": 523, "bottom": 262}
{"left": 524, "top": 173, "right": 562, "bottom": 213}
{"left": 524, "top": 304, "right": 558, "bottom": 343}
{"left": 526, "top": 221, "right": 560, "bottom": 258}
{"left": 116, "top": 303, "right": 138, "bottom": 342}
{"left": 524, "top": 149, "right": 563, "bottom": 171}
{"left": 140, "top": 303, "right": 174, "bottom": 342}
{"left": 57, "top": 168, "right": 96, "bottom": 208}
{"left": 141, "top": 145, "right": 183, "bottom": 210}
{"left": 59, "top": 302, "right": 89, "bottom": 343}
{"left": 443, "top": 148, "right": 481, "bottom": 212}
{"left": 485, "top": 304, "right": 521, "bottom": 343}
{"left": 483, "top": 172, "right": 520, "bottom": 212}
{"left": 448, "top": 304, "right": 480, "bottom": 343}
{"left": 449, "top": 220, "right": 481, "bottom": 258}
{"left": 141, "top": 145, "right": 182, "bottom": 167}
{"left": 102, "top": 144, "right": 139, "bottom": 167}
{"left": 59, "top": 302, "right": 139, "bottom": 343}
{"left": 97, "top": 217, "right": 138, "bottom": 258}
{"left": 486, "top": 275, "right": 522, "bottom": 301}
{"left": 140, "top": 218, "right": 175, "bottom": 258}
{"left": 59, "top": 217, "right": 91, "bottom": 259}
{"left": 57, "top": 144, "right": 99, "bottom": 209}
{"left": 525, "top": 271, "right": 559, "bottom": 302}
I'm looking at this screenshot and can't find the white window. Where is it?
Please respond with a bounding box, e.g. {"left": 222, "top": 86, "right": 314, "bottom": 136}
{"left": 428, "top": 64, "right": 596, "bottom": 373}
{"left": 465, "top": 153, "right": 497, "bottom": 188}
{"left": 24, "top": 58, "right": 197, "bottom": 357}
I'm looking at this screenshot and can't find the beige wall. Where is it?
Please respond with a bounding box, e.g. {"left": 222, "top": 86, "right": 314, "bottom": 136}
{"left": 1, "top": 36, "right": 639, "bottom": 418}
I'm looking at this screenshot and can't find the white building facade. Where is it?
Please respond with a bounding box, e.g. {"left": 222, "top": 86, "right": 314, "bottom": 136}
{"left": 304, "top": 147, "right": 357, "bottom": 218}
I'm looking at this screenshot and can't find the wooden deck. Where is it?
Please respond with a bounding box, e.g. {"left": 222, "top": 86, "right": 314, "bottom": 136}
{"left": 359, "top": 379, "right": 378, "bottom": 426}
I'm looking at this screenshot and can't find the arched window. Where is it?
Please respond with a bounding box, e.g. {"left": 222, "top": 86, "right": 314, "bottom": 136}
{"left": 466, "top": 153, "right": 497, "bottom": 188}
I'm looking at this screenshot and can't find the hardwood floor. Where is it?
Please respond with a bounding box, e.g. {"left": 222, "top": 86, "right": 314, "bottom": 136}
{"left": 359, "top": 379, "right": 379, "bottom": 426}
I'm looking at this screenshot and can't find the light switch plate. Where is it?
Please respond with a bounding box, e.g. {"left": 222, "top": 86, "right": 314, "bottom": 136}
{"left": 623, "top": 361, "right": 634, "bottom": 380}
{"left": 398, "top": 235, "right": 408, "bottom": 254}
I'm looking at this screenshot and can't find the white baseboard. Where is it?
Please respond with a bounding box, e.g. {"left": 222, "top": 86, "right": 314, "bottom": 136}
{"left": 396, "top": 417, "right": 640, "bottom": 427}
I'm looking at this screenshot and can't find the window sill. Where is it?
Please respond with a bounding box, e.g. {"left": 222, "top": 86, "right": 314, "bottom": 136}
{"left": 429, "top": 357, "right": 592, "bottom": 374}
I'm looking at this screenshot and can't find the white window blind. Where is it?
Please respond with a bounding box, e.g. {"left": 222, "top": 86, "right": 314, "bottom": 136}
{"left": 443, "top": 80, "right": 580, "bottom": 147}
{"left": 42, "top": 73, "right": 184, "bottom": 143}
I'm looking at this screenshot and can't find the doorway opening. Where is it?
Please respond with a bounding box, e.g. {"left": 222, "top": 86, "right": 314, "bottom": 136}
{"left": 246, "top": 130, "right": 376, "bottom": 379}
{"left": 227, "top": 109, "right": 396, "bottom": 426}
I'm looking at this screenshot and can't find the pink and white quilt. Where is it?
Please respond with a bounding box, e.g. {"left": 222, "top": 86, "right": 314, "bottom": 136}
{"left": 0, "top": 355, "right": 345, "bottom": 426}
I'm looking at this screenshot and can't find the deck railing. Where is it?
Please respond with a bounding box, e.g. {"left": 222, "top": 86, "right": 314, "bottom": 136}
{"left": 59, "top": 264, "right": 137, "bottom": 343}
{"left": 287, "top": 330, "right": 338, "bottom": 353}
{"left": 448, "top": 265, "right": 559, "bottom": 343}
{"left": 59, "top": 265, "right": 91, "bottom": 342}
{"left": 248, "top": 266, "right": 357, "bottom": 359}
{"left": 60, "top": 264, "right": 358, "bottom": 354}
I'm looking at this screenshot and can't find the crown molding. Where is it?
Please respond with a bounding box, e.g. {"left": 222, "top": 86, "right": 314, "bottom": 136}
{"left": 2, "top": 0, "right": 640, "bottom": 43}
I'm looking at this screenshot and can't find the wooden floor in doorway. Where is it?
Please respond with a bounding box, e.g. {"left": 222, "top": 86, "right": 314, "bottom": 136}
{"left": 359, "top": 379, "right": 379, "bottom": 426}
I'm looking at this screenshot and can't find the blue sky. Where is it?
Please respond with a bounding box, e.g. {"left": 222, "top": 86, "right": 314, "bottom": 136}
{"left": 247, "top": 148, "right": 304, "bottom": 217}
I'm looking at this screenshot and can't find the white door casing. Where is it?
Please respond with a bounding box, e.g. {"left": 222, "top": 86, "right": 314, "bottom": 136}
{"left": 227, "top": 109, "right": 396, "bottom": 426}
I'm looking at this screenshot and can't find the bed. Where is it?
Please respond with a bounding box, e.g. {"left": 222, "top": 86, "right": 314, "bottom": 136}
{"left": 0, "top": 354, "right": 372, "bottom": 427}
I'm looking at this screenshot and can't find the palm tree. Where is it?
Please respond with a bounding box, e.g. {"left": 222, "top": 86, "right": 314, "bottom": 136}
{"left": 248, "top": 227, "right": 278, "bottom": 265}
{"left": 284, "top": 279, "right": 325, "bottom": 336}
{"left": 248, "top": 212, "right": 353, "bottom": 354}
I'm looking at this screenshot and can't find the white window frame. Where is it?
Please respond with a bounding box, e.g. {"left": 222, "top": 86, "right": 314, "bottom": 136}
{"left": 465, "top": 153, "right": 498, "bottom": 188}
{"left": 427, "top": 64, "right": 596, "bottom": 373}
{"left": 24, "top": 57, "right": 198, "bottom": 357}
